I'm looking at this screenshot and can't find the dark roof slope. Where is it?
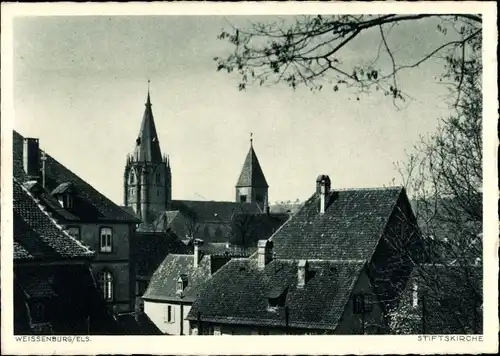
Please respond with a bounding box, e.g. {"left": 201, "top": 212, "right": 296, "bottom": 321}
{"left": 170, "top": 200, "right": 262, "bottom": 223}
{"left": 236, "top": 145, "right": 268, "bottom": 188}
{"left": 230, "top": 212, "right": 290, "bottom": 247}
{"left": 132, "top": 231, "right": 193, "bottom": 279}
{"left": 271, "top": 187, "right": 404, "bottom": 261}
{"left": 132, "top": 92, "right": 163, "bottom": 163}
{"left": 13, "top": 131, "right": 140, "bottom": 223}
{"left": 143, "top": 253, "right": 230, "bottom": 303}
{"left": 115, "top": 312, "right": 163, "bottom": 335}
{"left": 13, "top": 178, "right": 94, "bottom": 262}
{"left": 187, "top": 259, "right": 365, "bottom": 330}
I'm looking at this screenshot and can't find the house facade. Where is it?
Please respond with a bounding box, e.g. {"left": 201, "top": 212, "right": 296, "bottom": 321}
{"left": 13, "top": 178, "right": 118, "bottom": 335}
{"left": 187, "top": 174, "right": 422, "bottom": 334}
{"left": 142, "top": 240, "right": 234, "bottom": 335}
{"left": 13, "top": 131, "right": 141, "bottom": 314}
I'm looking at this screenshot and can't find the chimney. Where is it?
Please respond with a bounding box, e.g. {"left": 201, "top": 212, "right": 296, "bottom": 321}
{"left": 297, "top": 260, "right": 308, "bottom": 288}
{"left": 316, "top": 175, "right": 331, "bottom": 215}
{"left": 193, "top": 239, "right": 204, "bottom": 268}
{"left": 23, "top": 138, "right": 41, "bottom": 180}
{"left": 257, "top": 239, "right": 273, "bottom": 270}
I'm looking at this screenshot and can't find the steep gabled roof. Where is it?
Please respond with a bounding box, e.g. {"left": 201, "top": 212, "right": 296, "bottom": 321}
{"left": 236, "top": 145, "right": 268, "bottom": 188}
{"left": 142, "top": 254, "right": 211, "bottom": 303}
{"left": 132, "top": 231, "right": 193, "bottom": 279}
{"left": 132, "top": 92, "right": 162, "bottom": 163}
{"left": 186, "top": 259, "right": 366, "bottom": 330}
{"left": 271, "top": 187, "right": 404, "bottom": 261}
{"left": 13, "top": 131, "right": 140, "bottom": 223}
{"left": 143, "top": 253, "right": 232, "bottom": 303}
{"left": 13, "top": 178, "right": 94, "bottom": 262}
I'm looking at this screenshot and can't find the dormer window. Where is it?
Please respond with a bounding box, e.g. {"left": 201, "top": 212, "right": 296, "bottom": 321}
{"left": 57, "top": 194, "right": 73, "bottom": 209}
{"left": 267, "top": 286, "right": 288, "bottom": 311}
{"left": 176, "top": 274, "right": 188, "bottom": 294}
{"left": 51, "top": 182, "right": 75, "bottom": 210}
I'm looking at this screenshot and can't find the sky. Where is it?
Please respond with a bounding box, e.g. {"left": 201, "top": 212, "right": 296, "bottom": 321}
{"left": 13, "top": 15, "right": 455, "bottom": 205}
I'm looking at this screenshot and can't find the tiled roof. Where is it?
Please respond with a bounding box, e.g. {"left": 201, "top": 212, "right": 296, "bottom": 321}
{"left": 143, "top": 253, "right": 229, "bottom": 303}
{"left": 201, "top": 242, "right": 256, "bottom": 257}
{"left": 132, "top": 92, "right": 163, "bottom": 163}
{"left": 22, "top": 277, "right": 58, "bottom": 299}
{"left": 236, "top": 145, "right": 268, "bottom": 188}
{"left": 170, "top": 200, "right": 262, "bottom": 223}
{"left": 13, "top": 131, "right": 140, "bottom": 223}
{"left": 24, "top": 181, "right": 79, "bottom": 221}
{"left": 115, "top": 312, "right": 163, "bottom": 335}
{"left": 230, "top": 212, "right": 290, "bottom": 247}
{"left": 13, "top": 178, "right": 94, "bottom": 261}
{"left": 271, "top": 187, "right": 404, "bottom": 260}
{"left": 132, "top": 231, "right": 193, "bottom": 279}
{"left": 187, "top": 259, "right": 365, "bottom": 330}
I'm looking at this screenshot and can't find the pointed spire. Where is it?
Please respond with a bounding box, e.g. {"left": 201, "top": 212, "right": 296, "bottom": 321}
{"left": 132, "top": 81, "right": 162, "bottom": 163}
{"left": 146, "top": 79, "right": 151, "bottom": 106}
{"left": 236, "top": 138, "right": 268, "bottom": 188}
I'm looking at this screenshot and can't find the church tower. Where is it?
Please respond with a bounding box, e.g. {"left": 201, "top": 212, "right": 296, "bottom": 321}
{"left": 235, "top": 134, "right": 269, "bottom": 210}
{"left": 124, "top": 84, "right": 171, "bottom": 223}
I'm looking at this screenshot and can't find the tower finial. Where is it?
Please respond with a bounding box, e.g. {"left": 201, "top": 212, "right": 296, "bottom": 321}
{"left": 250, "top": 132, "right": 253, "bottom": 147}
{"left": 146, "top": 79, "right": 151, "bottom": 105}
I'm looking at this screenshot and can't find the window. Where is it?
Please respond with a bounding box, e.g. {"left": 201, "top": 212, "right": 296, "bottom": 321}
{"left": 353, "top": 294, "right": 365, "bottom": 314}
{"left": 67, "top": 226, "right": 80, "bottom": 241}
{"left": 364, "top": 293, "right": 374, "bottom": 312}
{"left": 129, "top": 188, "right": 135, "bottom": 196}
{"left": 240, "top": 195, "right": 247, "bottom": 203}
{"left": 98, "top": 271, "right": 113, "bottom": 301}
{"left": 177, "top": 280, "right": 184, "bottom": 293}
{"left": 164, "top": 305, "right": 174, "bottom": 323}
{"left": 58, "top": 194, "right": 73, "bottom": 209}
{"left": 99, "top": 227, "right": 113, "bottom": 253}
{"left": 129, "top": 172, "right": 136, "bottom": 185}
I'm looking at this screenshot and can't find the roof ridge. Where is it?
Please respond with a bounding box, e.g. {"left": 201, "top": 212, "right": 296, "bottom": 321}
{"left": 41, "top": 150, "right": 140, "bottom": 223}
{"left": 14, "top": 177, "right": 94, "bottom": 256}
{"left": 334, "top": 186, "right": 403, "bottom": 192}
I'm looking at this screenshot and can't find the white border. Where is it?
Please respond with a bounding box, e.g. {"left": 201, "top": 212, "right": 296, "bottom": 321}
{"left": 1, "top": 1, "right": 498, "bottom": 355}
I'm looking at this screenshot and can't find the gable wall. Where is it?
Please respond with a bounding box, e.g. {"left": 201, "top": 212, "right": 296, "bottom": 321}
{"left": 335, "top": 267, "right": 386, "bottom": 334}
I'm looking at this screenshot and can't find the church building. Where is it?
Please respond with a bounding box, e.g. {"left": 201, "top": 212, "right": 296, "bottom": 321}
{"left": 123, "top": 86, "right": 271, "bottom": 237}
{"left": 123, "top": 86, "right": 289, "bottom": 308}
